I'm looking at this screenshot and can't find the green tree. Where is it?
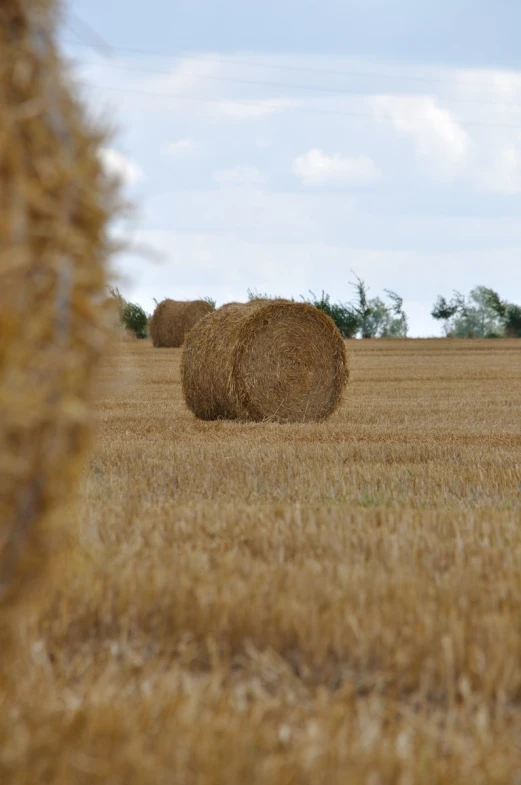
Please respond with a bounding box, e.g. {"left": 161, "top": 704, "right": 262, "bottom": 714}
{"left": 350, "top": 272, "right": 373, "bottom": 339}
{"left": 363, "top": 297, "right": 389, "bottom": 338}
{"left": 479, "top": 287, "right": 507, "bottom": 319}
{"left": 432, "top": 287, "right": 512, "bottom": 338}
{"left": 431, "top": 295, "right": 460, "bottom": 336}
{"left": 384, "top": 289, "right": 408, "bottom": 337}
{"left": 360, "top": 289, "right": 408, "bottom": 338}
{"left": 307, "top": 291, "right": 359, "bottom": 338}
{"left": 504, "top": 304, "right": 521, "bottom": 337}
{"left": 451, "top": 291, "right": 475, "bottom": 338}
{"left": 452, "top": 287, "right": 505, "bottom": 338}
{"left": 122, "top": 302, "right": 149, "bottom": 339}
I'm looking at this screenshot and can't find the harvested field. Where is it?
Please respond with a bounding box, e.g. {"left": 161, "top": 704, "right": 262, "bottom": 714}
{"left": 3, "top": 338, "right": 521, "bottom": 784}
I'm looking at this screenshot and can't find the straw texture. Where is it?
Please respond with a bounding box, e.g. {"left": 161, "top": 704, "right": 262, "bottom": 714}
{"left": 0, "top": 0, "right": 119, "bottom": 605}
{"left": 149, "top": 299, "right": 215, "bottom": 347}
{"left": 182, "top": 300, "right": 348, "bottom": 423}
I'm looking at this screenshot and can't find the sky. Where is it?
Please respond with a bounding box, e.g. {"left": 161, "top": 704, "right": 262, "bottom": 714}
{"left": 63, "top": 0, "right": 521, "bottom": 336}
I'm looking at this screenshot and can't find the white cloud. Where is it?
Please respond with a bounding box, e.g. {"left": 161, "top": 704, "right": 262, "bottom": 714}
{"left": 213, "top": 165, "right": 267, "bottom": 188}
{"left": 293, "top": 149, "right": 381, "bottom": 186}
{"left": 477, "top": 143, "right": 521, "bottom": 194}
{"left": 451, "top": 67, "right": 521, "bottom": 106}
{"left": 98, "top": 147, "right": 143, "bottom": 186}
{"left": 369, "top": 95, "right": 471, "bottom": 178}
{"left": 78, "top": 51, "right": 521, "bottom": 338}
{"left": 162, "top": 138, "right": 199, "bottom": 157}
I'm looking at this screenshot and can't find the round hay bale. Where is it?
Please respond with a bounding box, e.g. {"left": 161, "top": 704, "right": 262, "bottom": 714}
{"left": 0, "top": 0, "right": 120, "bottom": 608}
{"left": 248, "top": 297, "right": 292, "bottom": 304}
{"left": 149, "top": 299, "right": 214, "bottom": 347}
{"left": 219, "top": 299, "right": 291, "bottom": 312}
{"left": 218, "top": 301, "right": 245, "bottom": 311}
{"left": 181, "top": 301, "right": 348, "bottom": 423}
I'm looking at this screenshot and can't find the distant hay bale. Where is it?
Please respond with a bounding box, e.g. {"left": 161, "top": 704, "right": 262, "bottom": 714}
{"left": 149, "top": 299, "right": 215, "bottom": 347}
{"left": 182, "top": 301, "right": 348, "bottom": 423}
{"left": 0, "top": 0, "right": 120, "bottom": 607}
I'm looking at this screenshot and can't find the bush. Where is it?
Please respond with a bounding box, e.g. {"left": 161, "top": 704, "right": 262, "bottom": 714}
{"left": 306, "top": 291, "right": 359, "bottom": 338}
{"left": 244, "top": 282, "right": 408, "bottom": 339}
{"left": 246, "top": 288, "right": 290, "bottom": 302}
{"left": 432, "top": 287, "right": 512, "bottom": 338}
{"left": 122, "top": 302, "right": 149, "bottom": 339}
{"left": 505, "top": 304, "right": 521, "bottom": 337}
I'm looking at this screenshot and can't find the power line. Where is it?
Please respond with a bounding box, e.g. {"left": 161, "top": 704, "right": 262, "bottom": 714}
{"left": 64, "top": 13, "right": 114, "bottom": 59}
{"left": 78, "top": 83, "right": 521, "bottom": 131}
{"left": 61, "top": 37, "right": 521, "bottom": 91}
{"left": 68, "top": 57, "right": 521, "bottom": 110}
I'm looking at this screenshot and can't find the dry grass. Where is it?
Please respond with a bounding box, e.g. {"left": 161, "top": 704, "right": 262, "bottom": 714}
{"left": 3, "top": 338, "right": 521, "bottom": 784}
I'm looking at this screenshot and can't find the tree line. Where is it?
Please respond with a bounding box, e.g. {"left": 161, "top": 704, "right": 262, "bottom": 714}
{"left": 248, "top": 277, "right": 521, "bottom": 339}
{"left": 247, "top": 274, "right": 408, "bottom": 339}
{"left": 431, "top": 287, "right": 521, "bottom": 339}
{"left": 109, "top": 279, "right": 521, "bottom": 340}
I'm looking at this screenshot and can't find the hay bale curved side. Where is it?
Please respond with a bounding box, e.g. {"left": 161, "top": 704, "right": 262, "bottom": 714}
{"left": 149, "top": 299, "right": 214, "bottom": 347}
{"left": 0, "top": 0, "right": 120, "bottom": 607}
{"left": 218, "top": 302, "right": 245, "bottom": 311}
{"left": 218, "top": 299, "right": 290, "bottom": 312}
{"left": 248, "top": 297, "right": 293, "bottom": 304}
{"left": 181, "top": 301, "right": 348, "bottom": 423}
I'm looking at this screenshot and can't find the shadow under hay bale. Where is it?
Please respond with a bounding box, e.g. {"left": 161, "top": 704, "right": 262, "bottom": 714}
{"left": 182, "top": 301, "right": 348, "bottom": 423}
{"left": 149, "top": 299, "right": 215, "bottom": 347}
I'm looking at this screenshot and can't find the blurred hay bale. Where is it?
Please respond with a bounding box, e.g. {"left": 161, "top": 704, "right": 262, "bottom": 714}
{"left": 149, "top": 299, "right": 215, "bottom": 347}
{"left": 0, "top": 0, "right": 120, "bottom": 606}
{"left": 100, "top": 297, "right": 138, "bottom": 342}
{"left": 181, "top": 301, "right": 348, "bottom": 423}
{"left": 100, "top": 295, "right": 123, "bottom": 332}
{"left": 119, "top": 328, "right": 138, "bottom": 342}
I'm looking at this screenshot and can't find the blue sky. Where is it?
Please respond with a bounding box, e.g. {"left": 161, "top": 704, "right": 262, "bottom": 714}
{"left": 63, "top": 1, "right": 521, "bottom": 335}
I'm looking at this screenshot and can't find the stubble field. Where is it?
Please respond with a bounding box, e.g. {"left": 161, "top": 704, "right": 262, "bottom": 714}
{"left": 3, "top": 338, "right": 521, "bottom": 784}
